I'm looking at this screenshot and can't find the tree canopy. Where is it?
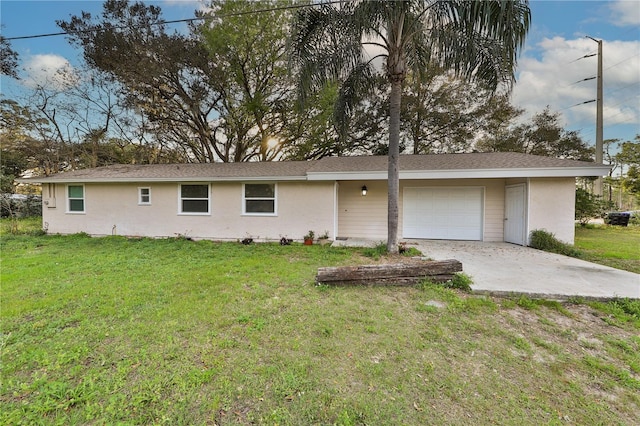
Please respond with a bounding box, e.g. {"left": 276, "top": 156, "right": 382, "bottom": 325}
{"left": 0, "top": 35, "right": 18, "bottom": 79}
{"left": 59, "top": 0, "right": 310, "bottom": 163}
{"left": 617, "top": 136, "right": 640, "bottom": 200}
{"left": 476, "top": 107, "right": 594, "bottom": 161}
{"left": 199, "top": 0, "right": 296, "bottom": 161}
{"left": 59, "top": 0, "right": 224, "bottom": 162}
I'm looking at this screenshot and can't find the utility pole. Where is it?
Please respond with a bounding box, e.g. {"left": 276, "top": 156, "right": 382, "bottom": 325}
{"left": 586, "top": 36, "right": 603, "bottom": 196}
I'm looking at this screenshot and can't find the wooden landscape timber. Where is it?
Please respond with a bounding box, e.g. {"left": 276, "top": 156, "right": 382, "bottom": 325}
{"left": 316, "top": 259, "right": 462, "bottom": 286}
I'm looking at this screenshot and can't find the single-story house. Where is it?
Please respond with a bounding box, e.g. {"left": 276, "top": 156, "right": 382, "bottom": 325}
{"left": 22, "top": 152, "right": 610, "bottom": 245}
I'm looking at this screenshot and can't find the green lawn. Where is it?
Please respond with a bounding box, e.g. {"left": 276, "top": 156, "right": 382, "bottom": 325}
{"left": 575, "top": 225, "right": 640, "bottom": 273}
{"left": 1, "top": 219, "right": 639, "bottom": 424}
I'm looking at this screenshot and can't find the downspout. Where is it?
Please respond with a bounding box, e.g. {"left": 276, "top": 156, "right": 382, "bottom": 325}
{"left": 333, "top": 182, "right": 339, "bottom": 240}
{"left": 525, "top": 178, "right": 531, "bottom": 246}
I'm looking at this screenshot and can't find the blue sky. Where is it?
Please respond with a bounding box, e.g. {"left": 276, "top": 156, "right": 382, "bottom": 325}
{"left": 515, "top": 0, "right": 640, "bottom": 147}
{"left": 1, "top": 0, "right": 639, "bottom": 150}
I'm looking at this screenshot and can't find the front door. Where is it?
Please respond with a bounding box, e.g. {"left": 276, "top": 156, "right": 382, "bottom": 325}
{"left": 504, "top": 184, "right": 526, "bottom": 245}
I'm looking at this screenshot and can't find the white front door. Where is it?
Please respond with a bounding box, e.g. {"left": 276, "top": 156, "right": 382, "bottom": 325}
{"left": 403, "top": 187, "right": 483, "bottom": 240}
{"left": 504, "top": 184, "right": 526, "bottom": 245}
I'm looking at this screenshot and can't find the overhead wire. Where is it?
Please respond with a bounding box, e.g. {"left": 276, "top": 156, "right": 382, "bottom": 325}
{"left": 604, "top": 52, "right": 640, "bottom": 71}
{"left": 4, "top": 0, "right": 344, "bottom": 41}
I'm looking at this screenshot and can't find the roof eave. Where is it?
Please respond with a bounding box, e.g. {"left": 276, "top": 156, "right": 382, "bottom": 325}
{"left": 18, "top": 165, "right": 611, "bottom": 184}
{"left": 307, "top": 166, "right": 611, "bottom": 180}
{"left": 17, "top": 175, "right": 309, "bottom": 184}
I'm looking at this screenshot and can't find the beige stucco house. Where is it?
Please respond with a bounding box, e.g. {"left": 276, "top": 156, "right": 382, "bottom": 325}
{"left": 24, "top": 153, "right": 609, "bottom": 245}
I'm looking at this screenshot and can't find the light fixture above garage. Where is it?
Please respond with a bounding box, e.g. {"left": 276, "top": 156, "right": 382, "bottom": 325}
{"left": 361, "top": 185, "right": 368, "bottom": 196}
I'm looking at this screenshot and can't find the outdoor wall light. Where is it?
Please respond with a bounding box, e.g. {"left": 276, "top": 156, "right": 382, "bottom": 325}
{"left": 361, "top": 185, "right": 368, "bottom": 196}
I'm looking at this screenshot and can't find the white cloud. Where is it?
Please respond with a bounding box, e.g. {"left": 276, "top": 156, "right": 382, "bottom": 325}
{"left": 608, "top": 0, "right": 640, "bottom": 26}
{"left": 512, "top": 36, "right": 640, "bottom": 139}
{"left": 22, "top": 54, "right": 79, "bottom": 91}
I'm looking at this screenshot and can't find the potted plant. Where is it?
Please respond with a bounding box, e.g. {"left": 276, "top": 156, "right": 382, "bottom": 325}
{"left": 398, "top": 241, "right": 407, "bottom": 254}
{"left": 318, "top": 230, "right": 331, "bottom": 246}
{"left": 303, "top": 230, "right": 315, "bottom": 245}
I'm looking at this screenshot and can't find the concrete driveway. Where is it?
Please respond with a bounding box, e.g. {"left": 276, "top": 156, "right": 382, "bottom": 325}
{"left": 412, "top": 240, "right": 640, "bottom": 300}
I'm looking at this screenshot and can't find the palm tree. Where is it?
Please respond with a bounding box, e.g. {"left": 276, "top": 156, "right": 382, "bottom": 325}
{"left": 290, "top": 0, "right": 530, "bottom": 253}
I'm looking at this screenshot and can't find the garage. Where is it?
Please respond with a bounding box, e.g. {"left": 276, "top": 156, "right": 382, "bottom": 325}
{"left": 402, "top": 187, "right": 484, "bottom": 240}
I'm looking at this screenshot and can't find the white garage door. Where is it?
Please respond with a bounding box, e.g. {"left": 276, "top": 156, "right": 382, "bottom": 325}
{"left": 403, "top": 187, "right": 483, "bottom": 240}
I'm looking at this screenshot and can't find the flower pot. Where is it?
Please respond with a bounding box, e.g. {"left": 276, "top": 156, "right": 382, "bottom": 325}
{"left": 304, "top": 238, "right": 313, "bottom": 245}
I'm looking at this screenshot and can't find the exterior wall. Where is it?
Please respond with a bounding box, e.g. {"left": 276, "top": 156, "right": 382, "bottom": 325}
{"left": 41, "top": 177, "right": 577, "bottom": 244}
{"left": 337, "top": 181, "right": 389, "bottom": 240}
{"left": 42, "top": 181, "right": 336, "bottom": 241}
{"left": 505, "top": 178, "right": 527, "bottom": 186}
{"left": 338, "top": 179, "right": 506, "bottom": 242}
{"left": 527, "top": 177, "right": 576, "bottom": 244}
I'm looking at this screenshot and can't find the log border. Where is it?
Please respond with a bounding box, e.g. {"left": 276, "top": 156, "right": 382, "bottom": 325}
{"left": 316, "top": 259, "right": 462, "bottom": 286}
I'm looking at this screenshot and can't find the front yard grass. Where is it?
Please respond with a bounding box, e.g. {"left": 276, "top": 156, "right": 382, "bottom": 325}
{"left": 574, "top": 225, "right": 640, "bottom": 273}
{"left": 2, "top": 220, "right": 639, "bottom": 424}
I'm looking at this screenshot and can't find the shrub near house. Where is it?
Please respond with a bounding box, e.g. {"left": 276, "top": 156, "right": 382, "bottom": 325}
{"left": 574, "top": 188, "right": 614, "bottom": 226}
{"left": 0, "top": 194, "right": 42, "bottom": 218}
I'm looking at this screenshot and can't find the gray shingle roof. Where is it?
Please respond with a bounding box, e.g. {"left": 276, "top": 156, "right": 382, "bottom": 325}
{"left": 310, "top": 152, "right": 601, "bottom": 172}
{"left": 27, "top": 161, "right": 313, "bottom": 182}
{"left": 22, "top": 152, "right": 607, "bottom": 183}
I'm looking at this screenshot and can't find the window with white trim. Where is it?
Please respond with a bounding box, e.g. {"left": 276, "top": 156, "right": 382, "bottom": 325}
{"left": 243, "top": 183, "right": 276, "bottom": 215}
{"left": 179, "top": 184, "right": 209, "bottom": 214}
{"left": 67, "top": 184, "right": 85, "bottom": 213}
{"left": 138, "top": 187, "right": 151, "bottom": 205}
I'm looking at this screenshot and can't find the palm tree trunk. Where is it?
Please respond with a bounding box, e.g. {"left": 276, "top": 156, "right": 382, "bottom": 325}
{"left": 387, "top": 78, "right": 402, "bottom": 254}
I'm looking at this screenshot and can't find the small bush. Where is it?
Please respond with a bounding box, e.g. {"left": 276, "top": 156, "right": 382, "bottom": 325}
{"left": 440, "top": 273, "right": 473, "bottom": 292}
{"left": 27, "top": 227, "right": 48, "bottom": 236}
{"left": 401, "top": 246, "right": 422, "bottom": 257}
{"left": 516, "top": 295, "right": 538, "bottom": 310}
{"left": 0, "top": 194, "right": 42, "bottom": 218}
{"left": 529, "top": 229, "right": 582, "bottom": 257}
{"left": 362, "top": 242, "right": 388, "bottom": 260}
{"left": 610, "top": 298, "right": 640, "bottom": 319}
{"left": 529, "top": 229, "right": 563, "bottom": 251}
{"left": 589, "top": 298, "right": 640, "bottom": 326}
{"left": 363, "top": 242, "right": 423, "bottom": 259}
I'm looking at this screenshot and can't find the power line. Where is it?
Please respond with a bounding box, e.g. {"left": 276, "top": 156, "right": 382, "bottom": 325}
{"left": 5, "top": 17, "right": 205, "bottom": 41}
{"left": 605, "top": 81, "right": 640, "bottom": 97}
{"left": 4, "top": 1, "right": 343, "bottom": 41}
{"left": 573, "top": 102, "right": 640, "bottom": 137}
{"left": 580, "top": 117, "right": 639, "bottom": 138}
{"left": 604, "top": 53, "right": 640, "bottom": 71}
{"left": 604, "top": 93, "right": 640, "bottom": 112}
